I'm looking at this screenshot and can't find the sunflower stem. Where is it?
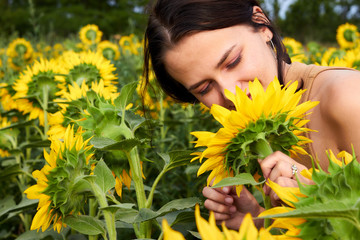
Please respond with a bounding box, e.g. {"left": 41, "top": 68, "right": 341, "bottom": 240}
{"left": 262, "top": 190, "right": 272, "bottom": 228}
{"left": 89, "top": 181, "right": 117, "bottom": 240}
{"left": 255, "top": 138, "right": 273, "bottom": 228}
{"left": 186, "top": 104, "right": 194, "bottom": 149}
{"left": 146, "top": 168, "right": 167, "bottom": 208}
{"left": 121, "top": 122, "right": 151, "bottom": 238}
{"left": 89, "top": 199, "right": 99, "bottom": 240}
{"left": 42, "top": 85, "right": 49, "bottom": 140}
{"left": 254, "top": 138, "right": 273, "bottom": 159}
{"left": 126, "top": 148, "right": 151, "bottom": 238}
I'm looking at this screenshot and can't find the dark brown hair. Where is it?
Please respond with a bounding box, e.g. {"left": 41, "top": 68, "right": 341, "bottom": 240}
{"left": 143, "top": 0, "right": 291, "bottom": 103}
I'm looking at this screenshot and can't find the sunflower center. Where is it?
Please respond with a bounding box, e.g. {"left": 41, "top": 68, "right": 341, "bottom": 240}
{"left": 68, "top": 63, "right": 101, "bottom": 86}
{"left": 15, "top": 44, "right": 27, "bottom": 55}
{"left": 225, "top": 114, "right": 299, "bottom": 176}
{"left": 343, "top": 29, "right": 355, "bottom": 42}
{"left": 86, "top": 30, "right": 97, "bottom": 41}
{"left": 28, "top": 72, "right": 60, "bottom": 100}
{"left": 102, "top": 48, "right": 116, "bottom": 60}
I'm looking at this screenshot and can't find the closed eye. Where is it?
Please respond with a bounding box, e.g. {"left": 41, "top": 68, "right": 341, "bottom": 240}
{"left": 198, "top": 81, "right": 213, "bottom": 96}
{"left": 226, "top": 55, "right": 241, "bottom": 69}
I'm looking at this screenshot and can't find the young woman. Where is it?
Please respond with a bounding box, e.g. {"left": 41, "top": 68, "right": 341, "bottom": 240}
{"left": 143, "top": 0, "right": 360, "bottom": 230}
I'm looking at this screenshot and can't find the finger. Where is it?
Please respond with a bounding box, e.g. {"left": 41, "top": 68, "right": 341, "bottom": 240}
{"left": 268, "top": 160, "right": 293, "bottom": 182}
{"left": 202, "top": 186, "right": 233, "bottom": 205}
{"left": 213, "top": 212, "right": 232, "bottom": 222}
{"left": 260, "top": 151, "right": 294, "bottom": 179}
{"left": 204, "top": 199, "right": 237, "bottom": 215}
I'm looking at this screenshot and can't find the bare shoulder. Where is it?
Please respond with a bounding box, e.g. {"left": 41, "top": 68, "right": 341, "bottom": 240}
{"left": 316, "top": 68, "right": 360, "bottom": 124}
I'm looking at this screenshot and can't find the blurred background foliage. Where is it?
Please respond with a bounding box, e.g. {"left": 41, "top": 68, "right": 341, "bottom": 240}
{"left": 0, "top": 0, "right": 359, "bottom": 44}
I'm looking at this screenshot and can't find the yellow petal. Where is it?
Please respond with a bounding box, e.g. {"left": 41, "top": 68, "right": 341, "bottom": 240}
{"left": 162, "top": 219, "right": 185, "bottom": 240}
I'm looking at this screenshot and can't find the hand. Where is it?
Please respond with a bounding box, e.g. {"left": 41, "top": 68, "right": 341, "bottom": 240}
{"left": 202, "top": 185, "right": 264, "bottom": 230}
{"left": 259, "top": 151, "right": 313, "bottom": 206}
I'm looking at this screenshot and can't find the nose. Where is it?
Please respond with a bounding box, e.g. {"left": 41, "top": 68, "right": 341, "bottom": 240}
{"left": 217, "top": 78, "right": 238, "bottom": 110}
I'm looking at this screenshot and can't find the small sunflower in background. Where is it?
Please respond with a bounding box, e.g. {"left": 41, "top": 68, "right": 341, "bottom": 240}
{"left": 52, "top": 43, "right": 64, "bottom": 58}
{"left": 57, "top": 51, "right": 118, "bottom": 97}
{"left": 6, "top": 38, "right": 34, "bottom": 71}
{"left": 336, "top": 23, "right": 359, "bottom": 49}
{"left": 0, "top": 83, "right": 18, "bottom": 112}
{"left": 24, "top": 125, "right": 95, "bottom": 233}
{"left": 119, "top": 34, "right": 142, "bottom": 56}
{"left": 343, "top": 48, "right": 360, "bottom": 70}
{"left": 282, "top": 37, "right": 307, "bottom": 63}
{"left": 320, "top": 47, "right": 346, "bottom": 66}
{"left": 97, "top": 40, "right": 120, "bottom": 61}
{"left": 0, "top": 115, "right": 18, "bottom": 158}
{"left": 12, "top": 58, "right": 66, "bottom": 126}
{"left": 79, "top": 24, "right": 103, "bottom": 46}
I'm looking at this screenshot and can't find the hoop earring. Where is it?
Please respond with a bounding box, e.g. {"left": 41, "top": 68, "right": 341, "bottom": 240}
{"left": 268, "top": 39, "right": 277, "bottom": 59}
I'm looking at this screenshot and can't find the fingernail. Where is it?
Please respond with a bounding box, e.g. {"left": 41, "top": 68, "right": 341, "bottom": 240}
{"left": 222, "top": 187, "right": 230, "bottom": 194}
{"left": 230, "top": 206, "right": 237, "bottom": 213}
{"left": 225, "top": 197, "right": 233, "bottom": 204}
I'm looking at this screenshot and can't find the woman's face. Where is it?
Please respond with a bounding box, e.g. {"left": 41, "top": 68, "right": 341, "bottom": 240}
{"left": 164, "top": 24, "right": 278, "bottom": 109}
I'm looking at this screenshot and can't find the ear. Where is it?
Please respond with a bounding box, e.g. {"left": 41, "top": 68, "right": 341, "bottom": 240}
{"left": 252, "top": 6, "right": 273, "bottom": 41}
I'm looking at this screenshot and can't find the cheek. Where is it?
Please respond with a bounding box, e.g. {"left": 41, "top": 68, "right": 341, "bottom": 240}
{"left": 200, "top": 91, "right": 226, "bottom": 108}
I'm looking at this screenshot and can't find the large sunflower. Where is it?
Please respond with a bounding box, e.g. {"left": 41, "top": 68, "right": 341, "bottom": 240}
{"left": 12, "top": 58, "right": 66, "bottom": 126}
{"left": 57, "top": 50, "right": 118, "bottom": 97}
{"left": 24, "top": 125, "right": 94, "bottom": 233}
{"left": 79, "top": 24, "right": 103, "bottom": 46}
{"left": 336, "top": 23, "right": 359, "bottom": 49}
{"left": 191, "top": 78, "right": 318, "bottom": 195}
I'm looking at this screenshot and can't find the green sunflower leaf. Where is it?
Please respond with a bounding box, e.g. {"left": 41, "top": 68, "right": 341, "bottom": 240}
{"left": 91, "top": 137, "right": 141, "bottom": 152}
{"left": 64, "top": 215, "right": 106, "bottom": 236}
{"left": 133, "top": 197, "right": 200, "bottom": 223}
{"left": 0, "top": 120, "right": 34, "bottom": 131}
{"left": 261, "top": 201, "right": 358, "bottom": 221}
{"left": 87, "top": 106, "right": 104, "bottom": 123}
{"left": 115, "top": 208, "right": 139, "bottom": 224}
{"left": 115, "top": 81, "right": 137, "bottom": 112}
{"left": 93, "top": 159, "right": 115, "bottom": 193}
{"left": 212, "top": 173, "right": 265, "bottom": 188}
{"left": 158, "top": 150, "right": 194, "bottom": 172}
{"left": 100, "top": 203, "right": 135, "bottom": 214}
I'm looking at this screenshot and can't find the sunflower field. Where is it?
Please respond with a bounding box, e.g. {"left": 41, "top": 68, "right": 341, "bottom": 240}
{"left": 0, "top": 21, "right": 359, "bottom": 240}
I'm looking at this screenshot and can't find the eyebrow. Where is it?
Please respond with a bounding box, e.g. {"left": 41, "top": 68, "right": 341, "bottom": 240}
{"left": 187, "top": 44, "right": 237, "bottom": 91}
{"left": 216, "top": 44, "right": 236, "bottom": 68}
